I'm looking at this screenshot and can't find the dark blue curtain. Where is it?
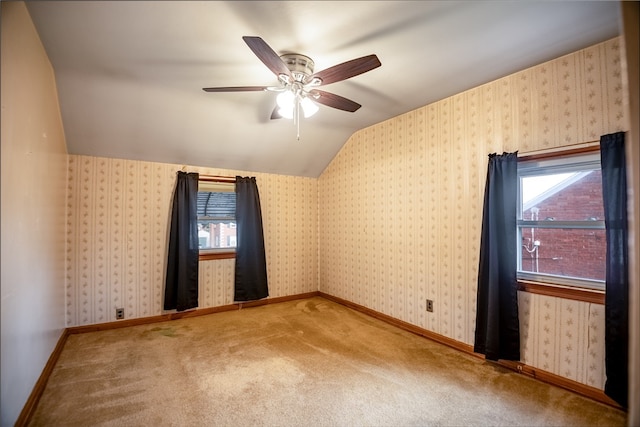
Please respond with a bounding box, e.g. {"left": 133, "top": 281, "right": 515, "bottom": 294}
{"left": 601, "top": 132, "right": 629, "bottom": 408}
{"left": 234, "top": 176, "right": 269, "bottom": 302}
{"left": 474, "top": 152, "right": 520, "bottom": 361}
{"left": 164, "top": 171, "right": 200, "bottom": 311}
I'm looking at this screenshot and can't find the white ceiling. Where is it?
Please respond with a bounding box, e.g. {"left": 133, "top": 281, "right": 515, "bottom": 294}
{"left": 25, "top": 1, "right": 621, "bottom": 177}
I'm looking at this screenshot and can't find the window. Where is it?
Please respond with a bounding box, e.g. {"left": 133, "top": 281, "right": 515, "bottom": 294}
{"left": 197, "top": 180, "right": 236, "bottom": 256}
{"left": 517, "top": 151, "right": 605, "bottom": 290}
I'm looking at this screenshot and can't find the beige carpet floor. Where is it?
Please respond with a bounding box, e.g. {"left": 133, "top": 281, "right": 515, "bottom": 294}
{"left": 29, "top": 297, "right": 626, "bottom": 426}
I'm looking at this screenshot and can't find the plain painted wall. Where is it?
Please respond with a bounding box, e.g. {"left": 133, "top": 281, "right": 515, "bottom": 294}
{"left": 620, "top": 2, "right": 640, "bottom": 424}
{"left": 1, "top": 2, "right": 68, "bottom": 425}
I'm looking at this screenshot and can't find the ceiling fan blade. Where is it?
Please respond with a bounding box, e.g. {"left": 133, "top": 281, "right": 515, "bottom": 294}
{"left": 270, "top": 106, "right": 283, "bottom": 120}
{"left": 203, "top": 86, "right": 269, "bottom": 92}
{"left": 310, "top": 90, "right": 361, "bottom": 112}
{"left": 242, "top": 36, "right": 292, "bottom": 79}
{"left": 310, "top": 55, "right": 381, "bottom": 86}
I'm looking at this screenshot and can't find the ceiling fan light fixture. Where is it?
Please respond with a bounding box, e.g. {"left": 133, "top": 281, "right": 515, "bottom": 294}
{"left": 300, "top": 96, "right": 319, "bottom": 118}
{"left": 276, "top": 90, "right": 295, "bottom": 109}
{"left": 276, "top": 91, "right": 318, "bottom": 119}
{"left": 278, "top": 107, "right": 294, "bottom": 119}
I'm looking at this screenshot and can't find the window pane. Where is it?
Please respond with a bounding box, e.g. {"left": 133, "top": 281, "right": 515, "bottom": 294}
{"left": 197, "top": 190, "right": 236, "bottom": 250}
{"left": 197, "top": 191, "right": 235, "bottom": 218}
{"left": 520, "top": 227, "right": 606, "bottom": 281}
{"left": 521, "top": 170, "right": 603, "bottom": 221}
{"left": 198, "top": 220, "right": 237, "bottom": 249}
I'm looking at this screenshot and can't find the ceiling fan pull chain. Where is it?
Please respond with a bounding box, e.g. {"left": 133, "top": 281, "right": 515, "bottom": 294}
{"left": 296, "top": 99, "right": 300, "bottom": 141}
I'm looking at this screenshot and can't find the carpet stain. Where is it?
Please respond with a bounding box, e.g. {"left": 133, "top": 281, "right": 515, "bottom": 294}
{"left": 295, "top": 299, "right": 321, "bottom": 313}
{"left": 198, "top": 356, "right": 306, "bottom": 399}
{"left": 141, "top": 325, "right": 190, "bottom": 338}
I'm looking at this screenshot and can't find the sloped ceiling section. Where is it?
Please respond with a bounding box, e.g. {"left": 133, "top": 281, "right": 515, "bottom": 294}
{"left": 26, "top": 1, "right": 620, "bottom": 177}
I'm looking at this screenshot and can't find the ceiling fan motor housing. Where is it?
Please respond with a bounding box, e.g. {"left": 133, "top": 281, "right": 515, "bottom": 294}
{"left": 280, "top": 53, "right": 314, "bottom": 83}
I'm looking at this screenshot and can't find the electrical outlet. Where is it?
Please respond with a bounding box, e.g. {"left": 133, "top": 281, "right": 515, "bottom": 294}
{"left": 426, "top": 299, "right": 434, "bottom": 312}
{"left": 115, "top": 308, "right": 125, "bottom": 319}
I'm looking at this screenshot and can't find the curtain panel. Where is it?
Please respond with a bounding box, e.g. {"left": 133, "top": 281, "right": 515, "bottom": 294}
{"left": 601, "top": 131, "right": 629, "bottom": 408}
{"left": 474, "top": 152, "right": 520, "bottom": 361}
{"left": 234, "top": 176, "right": 269, "bottom": 302}
{"left": 164, "top": 171, "right": 200, "bottom": 311}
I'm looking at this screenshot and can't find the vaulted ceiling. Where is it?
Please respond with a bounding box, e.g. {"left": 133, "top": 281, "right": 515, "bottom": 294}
{"left": 25, "top": 1, "right": 621, "bottom": 177}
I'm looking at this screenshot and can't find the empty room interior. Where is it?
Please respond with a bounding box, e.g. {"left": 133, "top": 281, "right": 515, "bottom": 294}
{"left": 1, "top": 1, "right": 639, "bottom": 426}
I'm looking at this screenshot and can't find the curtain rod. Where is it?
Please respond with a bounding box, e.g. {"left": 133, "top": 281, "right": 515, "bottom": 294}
{"left": 178, "top": 167, "right": 236, "bottom": 182}
{"left": 518, "top": 139, "right": 600, "bottom": 158}
{"left": 198, "top": 174, "right": 236, "bottom": 183}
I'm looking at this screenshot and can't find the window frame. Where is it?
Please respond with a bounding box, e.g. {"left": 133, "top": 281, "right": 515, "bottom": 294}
{"left": 516, "top": 146, "right": 605, "bottom": 304}
{"left": 197, "top": 176, "right": 236, "bottom": 261}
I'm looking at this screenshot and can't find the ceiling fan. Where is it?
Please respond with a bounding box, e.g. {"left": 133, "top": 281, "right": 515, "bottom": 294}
{"left": 203, "top": 36, "right": 381, "bottom": 138}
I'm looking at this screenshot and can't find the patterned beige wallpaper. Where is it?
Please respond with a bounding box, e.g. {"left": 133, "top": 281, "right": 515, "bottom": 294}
{"left": 519, "top": 292, "right": 606, "bottom": 388}
{"left": 66, "top": 156, "right": 318, "bottom": 326}
{"left": 318, "top": 38, "right": 625, "bottom": 389}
